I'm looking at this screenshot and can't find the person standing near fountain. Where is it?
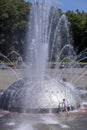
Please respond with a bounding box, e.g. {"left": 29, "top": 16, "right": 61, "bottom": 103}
{"left": 62, "top": 99, "right": 69, "bottom": 115}
{"left": 17, "top": 55, "right": 22, "bottom": 68}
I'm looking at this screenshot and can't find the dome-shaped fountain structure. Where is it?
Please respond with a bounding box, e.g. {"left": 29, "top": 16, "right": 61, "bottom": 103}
{"left": 0, "top": 77, "right": 80, "bottom": 113}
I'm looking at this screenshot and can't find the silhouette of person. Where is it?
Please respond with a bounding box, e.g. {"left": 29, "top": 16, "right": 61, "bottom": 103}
{"left": 62, "top": 99, "right": 69, "bottom": 115}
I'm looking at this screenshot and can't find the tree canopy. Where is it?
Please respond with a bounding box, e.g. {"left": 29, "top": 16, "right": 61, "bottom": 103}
{"left": 66, "top": 10, "right": 87, "bottom": 54}
{"left": 0, "top": 0, "right": 87, "bottom": 60}
{"left": 0, "top": 0, "right": 30, "bottom": 57}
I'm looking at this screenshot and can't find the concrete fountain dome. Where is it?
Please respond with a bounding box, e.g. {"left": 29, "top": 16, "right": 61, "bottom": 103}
{"left": 0, "top": 77, "right": 80, "bottom": 113}
{"left": 24, "top": 79, "right": 80, "bottom": 109}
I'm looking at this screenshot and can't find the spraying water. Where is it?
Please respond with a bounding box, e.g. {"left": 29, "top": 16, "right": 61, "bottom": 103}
{"left": 0, "top": 0, "right": 81, "bottom": 112}
{"left": 26, "top": 0, "right": 74, "bottom": 80}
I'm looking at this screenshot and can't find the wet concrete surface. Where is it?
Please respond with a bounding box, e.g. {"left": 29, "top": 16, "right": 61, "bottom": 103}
{"left": 0, "top": 106, "right": 87, "bottom": 130}
{"left": 0, "top": 98, "right": 87, "bottom": 130}
{"left": 0, "top": 111, "right": 87, "bottom": 130}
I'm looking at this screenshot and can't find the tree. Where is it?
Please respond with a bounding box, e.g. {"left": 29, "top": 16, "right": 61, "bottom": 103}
{"left": 66, "top": 10, "right": 87, "bottom": 54}
{"left": 0, "top": 0, "right": 31, "bottom": 57}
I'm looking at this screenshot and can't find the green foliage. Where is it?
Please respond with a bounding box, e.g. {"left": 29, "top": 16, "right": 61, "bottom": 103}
{"left": 0, "top": 1, "right": 87, "bottom": 59}
{"left": 66, "top": 10, "right": 87, "bottom": 53}
{"left": 0, "top": 0, "right": 31, "bottom": 56}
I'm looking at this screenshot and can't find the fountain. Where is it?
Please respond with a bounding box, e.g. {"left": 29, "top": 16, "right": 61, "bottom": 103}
{"left": 1, "top": 1, "right": 87, "bottom": 130}
{"left": 0, "top": 0, "right": 81, "bottom": 113}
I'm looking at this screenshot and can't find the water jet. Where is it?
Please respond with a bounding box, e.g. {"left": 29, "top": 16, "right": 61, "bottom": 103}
{"left": 0, "top": 0, "right": 82, "bottom": 114}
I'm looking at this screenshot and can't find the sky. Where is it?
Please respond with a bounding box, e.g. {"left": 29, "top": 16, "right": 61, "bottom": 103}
{"left": 25, "top": 0, "right": 87, "bottom": 12}
{"left": 60, "top": 0, "right": 87, "bottom": 12}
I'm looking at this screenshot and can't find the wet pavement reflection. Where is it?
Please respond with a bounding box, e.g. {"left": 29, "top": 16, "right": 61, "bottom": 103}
{"left": 0, "top": 111, "right": 87, "bottom": 130}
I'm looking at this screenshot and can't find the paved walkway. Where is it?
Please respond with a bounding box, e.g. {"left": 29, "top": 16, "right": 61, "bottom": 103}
{"left": 0, "top": 68, "right": 87, "bottom": 89}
